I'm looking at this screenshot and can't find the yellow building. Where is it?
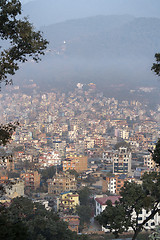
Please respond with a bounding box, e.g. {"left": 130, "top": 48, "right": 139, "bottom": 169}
{"left": 59, "top": 192, "right": 79, "bottom": 213}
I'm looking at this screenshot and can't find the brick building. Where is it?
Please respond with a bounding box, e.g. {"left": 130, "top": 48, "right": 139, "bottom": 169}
{"left": 63, "top": 154, "right": 88, "bottom": 173}
{"left": 20, "top": 170, "right": 40, "bottom": 193}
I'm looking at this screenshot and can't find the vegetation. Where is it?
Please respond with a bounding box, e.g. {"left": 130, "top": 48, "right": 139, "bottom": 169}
{"left": 78, "top": 187, "right": 91, "bottom": 206}
{"left": 114, "top": 141, "right": 131, "bottom": 150}
{"left": 151, "top": 138, "right": 160, "bottom": 166}
{"left": 0, "top": 0, "right": 48, "bottom": 85}
{"left": 0, "top": 196, "right": 85, "bottom": 240}
{"left": 77, "top": 187, "right": 93, "bottom": 230}
{"left": 96, "top": 172, "right": 160, "bottom": 240}
{"left": 151, "top": 53, "right": 160, "bottom": 77}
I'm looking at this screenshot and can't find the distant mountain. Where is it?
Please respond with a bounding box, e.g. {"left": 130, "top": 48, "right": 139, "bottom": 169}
{"left": 22, "top": 0, "right": 160, "bottom": 27}
{"left": 12, "top": 15, "right": 160, "bottom": 100}
{"left": 41, "top": 15, "right": 160, "bottom": 59}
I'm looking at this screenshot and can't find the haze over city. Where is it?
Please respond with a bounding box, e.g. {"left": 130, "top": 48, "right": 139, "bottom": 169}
{"left": 1, "top": 1, "right": 160, "bottom": 240}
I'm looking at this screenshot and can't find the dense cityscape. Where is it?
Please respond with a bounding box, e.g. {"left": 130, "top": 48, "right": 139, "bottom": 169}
{"left": 1, "top": 1, "right": 160, "bottom": 239}
{"left": 0, "top": 82, "right": 160, "bottom": 239}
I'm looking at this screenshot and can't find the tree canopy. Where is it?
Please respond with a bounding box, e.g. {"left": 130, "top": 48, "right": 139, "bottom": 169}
{"left": 151, "top": 138, "right": 160, "bottom": 166}
{"left": 151, "top": 53, "right": 160, "bottom": 76}
{"left": 96, "top": 172, "right": 160, "bottom": 240}
{"left": 0, "top": 0, "right": 48, "bottom": 85}
{"left": 0, "top": 196, "right": 84, "bottom": 240}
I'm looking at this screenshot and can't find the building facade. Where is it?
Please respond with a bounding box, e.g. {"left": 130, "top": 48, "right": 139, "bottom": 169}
{"left": 113, "top": 147, "right": 132, "bottom": 174}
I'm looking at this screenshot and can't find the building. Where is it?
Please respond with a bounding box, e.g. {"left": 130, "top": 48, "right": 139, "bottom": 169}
{"left": 5, "top": 178, "right": 24, "bottom": 199}
{"left": 47, "top": 172, "right": 77, "bottom": 194}
{"left": 113, "top": 147, "right": 132, "bottom": 174}
{"left": 20, "top": 171, "right": 40, "bottom": 193}
{"left": 61, "top": 215, "right": 80, "bottom": 233}
{"left": 95, "top": 195, "right": 120, "bottom": 217}
{"left": 63, "top": 154, "right": 88, "bottom": 173}
{"left": 143, "top": 154, "right": 156, "bottom": 170}
{"left": 95, "top": 195, "right": 160, "bottom": 232}
{"left": 102, "top": 174, "right": 134, "bottom": 194}
{"left": 102, "top": 150, "right": 114, "bottom": 164}
{"left": 38, "top": 151, "right": 61, "bottom": 168}
{"left": 58, "top": 191, "right": 80, "bottom": 213}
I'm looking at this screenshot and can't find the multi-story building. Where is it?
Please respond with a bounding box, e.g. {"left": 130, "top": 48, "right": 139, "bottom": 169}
{"left": 143, "top": 154, "right": 156, "bottom": 170}
{"left": 95, "top": 195, "right": 160, "bottom": 232}
{"left": 61, "top": 215, "right": 80, "bottom": 233}
{"left": 5, "top": 178, "right": 24, "bottom": 199}
{"left": 63, "top": 154, "right": 88, "bottom": 173}
{"left": 20, "top": 171, "right": 40, "bottom": 193}
{"left": 0, "top": 152, "right": 14, "bottom": 171}
{"left": 58, "top": 191, "right": 80, "bottom": 213}
{"left": 47, "top": 172, "right": 77, "bottom": 194}
{"left": 102, "top": 174, "right": 134, "bottom": 194}
{"left": 113, "top": 147, "right": 132, "bottom": 174}
{"left": 38, "top": 151, "right": 61, "bottom": 168}
{"left": 102, "top": 150, "right": 114, "bottom": 164}
{"left": 95, "top": 195, "right": 120, "bottom": 217}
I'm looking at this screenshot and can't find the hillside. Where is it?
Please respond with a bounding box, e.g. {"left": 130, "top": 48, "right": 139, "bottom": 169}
{"left": 11, "top": 15, "right": 160, "bottom": 101}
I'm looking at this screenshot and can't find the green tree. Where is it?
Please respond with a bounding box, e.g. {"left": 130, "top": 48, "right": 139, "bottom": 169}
{"left": 0, "top": 0, "right": 48, "bottom": 147}
{"left": 96, "top": 172, "right": 160, "bottom": 240}
{"left": 0, "top": 196, "right": 82, "bottom": 240}
{"left": 0, "top": 0, "right": 48, "bottom": 85}
{"left": 149, "top": 225, "right": 160, "bottom": 240}
{"left": 78, "top": 187, "right": 91, "bottom": 206}
{"left": 151, "top": 53, "right": 160, "bottom": 76}
{"left": 40, "top": 166, "right": 56, "bottom": 182}
{"left": 151, "top": 139, "right": 160, "bottom": 166}
{"left": 76, "top": 205, "right": 92, "bottom": 230}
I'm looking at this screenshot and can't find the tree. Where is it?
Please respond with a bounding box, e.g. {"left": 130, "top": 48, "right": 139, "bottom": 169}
{"left": 149, "top": 225, "right": 160, "bottom": 240}
{"left": 151, "top": 53, "right": 160, "bottom": 76}
{"left": 76, "top": 205, "right": 92, "bottom": 230}
{"left": 0, "top": 122, "right": 19, "bottom": 146}
{"left": 0, "top": 0, "right": 48, "bottom": 148}
{"left": 78, "top": 187, "right": 91, "bottom": 206}
{"left": 96, "top": 172, "right": 160, "bottom": 240}
{"left": 151, "top": 138, "right": 160, "bottom": 166}
{"left": 0, "top": 0, "right": 48, "bottom": 85}
{"left": 0, "top": 196, "right": 82, "bottom": 240}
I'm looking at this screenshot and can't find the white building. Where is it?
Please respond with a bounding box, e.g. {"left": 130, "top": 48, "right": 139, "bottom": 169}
{"left": 113, "top": 147, "right": 132, "bottom": 174}
{"left": 95, "top": 195, "right": 160, "bottom": 232}
{"left": 95, "top": 195, "right": 120, "bottom": 217}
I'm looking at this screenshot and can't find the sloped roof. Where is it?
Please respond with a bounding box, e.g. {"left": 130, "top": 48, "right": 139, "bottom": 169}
{"left": 95, "top": 195, "right": 120, "bottom": 205}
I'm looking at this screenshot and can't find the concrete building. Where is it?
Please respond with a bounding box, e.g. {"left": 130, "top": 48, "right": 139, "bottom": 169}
{"left": 47, "top": 172, "right": 77, "bottom": 194}
{"left": 143, "top": 154, "right": 156, "bottom": 170}
{"left": 58, "top": 191, "right": 80, "bottom": 213}
{"left": 5, "top": 178, "right": 24, "bottom": 199}
{"left": 95, "top": 195, "right": 160, "bottom": 233}
{"left": 61, "top": 215, "right": 80, "bottom": 233}
{"left": 63, "top": 154, "right": 88, "bottom": 173}
{"left": 113, "top": 147, "right": 132, "bottom": 174}
{"left": 20, "top": 171, "right": 40, "bottom": 193}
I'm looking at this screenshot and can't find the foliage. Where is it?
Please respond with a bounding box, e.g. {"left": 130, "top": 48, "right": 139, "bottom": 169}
{"left": 40, "top": 166, "right": 56, "bottom": 182}
{"left": 0, "top": 196, "right": 81, "bottom": 240}
{"left": 0, "top": 0, "right": 48, "bottom": 85}
{"left": 151, "top": 53, "right": 160, "bottom": 76}
{"left": 96, "top": 173, "right": 160, "bottom": 240}
{"left": 149, "top": 225, "right": 160, "bottom": 240}
{"left": 76, "top": 205, "right": 92, "bottom": 230}
{"left": 67, "top": 169, "right": 79, "bottom": 179}
{"left": 0, "top": 122, "right": 19, "bottom": 146}
{"left": 152, "top": 139, "right": 160, "bottom": 166}
{"left": 114, "top": 141, "right": 131, "bottom": 150}
{"left": 78, "top": 187, "right": 91, "bottom": 206}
